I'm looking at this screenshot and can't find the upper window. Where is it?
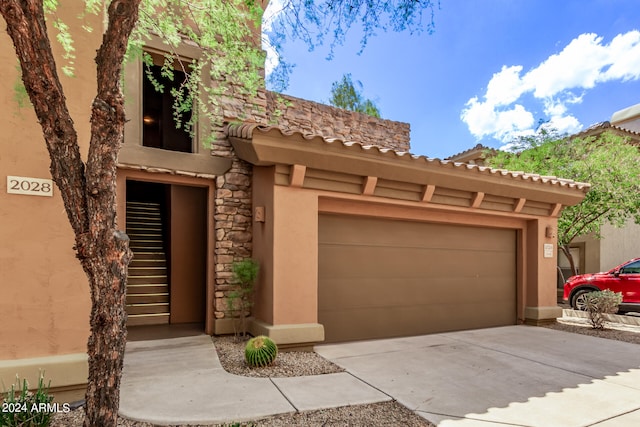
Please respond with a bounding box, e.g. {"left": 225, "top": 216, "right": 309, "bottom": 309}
{"left": 142, "top": 53, "right": 193, "bottom": 153}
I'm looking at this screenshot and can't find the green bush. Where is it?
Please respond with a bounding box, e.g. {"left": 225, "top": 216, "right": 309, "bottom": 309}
{"left": 584, "top": 289, "right": 623, "bottom": 330}
{"left": 245, "top": 335, "right": 278, "bottom": 368}
{"left": 227, "top": 259, "right": 259, "bottom": 339}
{"left": 0, "top": 374, "right": 54, "bottom": 427}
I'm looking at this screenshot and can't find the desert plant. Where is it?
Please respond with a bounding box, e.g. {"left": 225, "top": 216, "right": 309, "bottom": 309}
{"left": 227, "top": 259, "right": 259, "bottom": 340}
{"left": 584, "top": 289, "right": 623, "bottom": 330}
{"left": 245, "top": 335, "right": 278, "bottom": 368}
{"left": 0, "top": 373, "right": 54, "bottom": 427}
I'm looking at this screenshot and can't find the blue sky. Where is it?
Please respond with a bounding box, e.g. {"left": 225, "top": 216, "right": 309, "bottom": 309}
{"left": 263, "top": 0, "right": 640, "bottom": 159}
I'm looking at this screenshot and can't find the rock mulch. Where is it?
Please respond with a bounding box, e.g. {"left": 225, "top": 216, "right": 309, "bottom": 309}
{"left": 51, "top": 400, "right": 432, "bottom": 427}
{"left": 543, "top": 315, "right": 640, "bottom": 344}
{"left": 212, "top": 335, "right": 344, "bottom": 377}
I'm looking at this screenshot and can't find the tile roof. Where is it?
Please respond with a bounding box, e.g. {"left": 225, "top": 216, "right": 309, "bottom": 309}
{"left": 571, "top": 121, "right": 640, "bottom": 141}
{"left": 446, "top": 143, "right": 494, "bottom": 161}
{"left": 227, "top": 123, "right": 591, "bottom": 193}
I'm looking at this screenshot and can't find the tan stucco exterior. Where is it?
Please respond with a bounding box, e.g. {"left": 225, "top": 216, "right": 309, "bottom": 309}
{"left": 612, "top": 102, "right": 640, "bottom": 134}
{"left": 1, "top": 0, "right": 590, "bottom": 399}
{"left": 0, "top": 2, "right": 99, "bottom": 397}
{"left": 570, "top": 220, "right": 640, "bottom": 274}
{"left": 228, "top": 124, "right": 588, "bottom": 343}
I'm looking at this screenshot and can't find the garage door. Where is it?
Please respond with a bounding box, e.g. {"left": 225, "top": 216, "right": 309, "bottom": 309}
{"left": 318, "top": 214, "right": 516, "bottom": 342}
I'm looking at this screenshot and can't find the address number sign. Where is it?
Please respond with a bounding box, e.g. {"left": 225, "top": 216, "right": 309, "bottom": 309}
{"left": 7, "top": 176, "right": 53, "bottom": 197}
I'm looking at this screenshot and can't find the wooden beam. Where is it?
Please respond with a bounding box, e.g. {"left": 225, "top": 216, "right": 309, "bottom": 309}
{"left": 289, "top": 164, "right": 306, "bottom": 188}
{"left": 471, "top": 192, "right": 484, "bottom": 208}
{"left": 513, "top": 198, "right": 526, "bottom": 213}
{"left": 421, "top": 184, "right": 436, "bottom": 202}
{"left": 549, "top": 203, "right": 563, "bottom": 217}
{"left": 362, "top": 176, "right": 378, "bottom": 196}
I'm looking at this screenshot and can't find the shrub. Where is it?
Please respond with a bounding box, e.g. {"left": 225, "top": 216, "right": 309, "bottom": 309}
{"left": 245, "top": 335, "right": 278, "bottom": 368}
{"left": 227, "top": 259, "right": 259, "bottom": 340}
{"left": 584, "top": 289, "right": 623, "bottom": 330}
{"left": 0, "top": 373, "right": 54, "bottom": 427}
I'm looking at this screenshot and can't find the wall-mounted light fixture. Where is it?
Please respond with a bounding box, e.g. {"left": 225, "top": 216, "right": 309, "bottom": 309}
{"left": 545, "top": 226, "right": 556, "bottom": 239}
{"left": 254, "top": 206, "right": 265, "bottom": 223}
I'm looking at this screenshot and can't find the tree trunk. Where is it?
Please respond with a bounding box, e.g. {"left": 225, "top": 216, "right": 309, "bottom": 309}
{"left": 560, "top": 244, "right": 579, "bottom": 277}
{"left": 0, "top": 1, "right": 140, "bottom": 426}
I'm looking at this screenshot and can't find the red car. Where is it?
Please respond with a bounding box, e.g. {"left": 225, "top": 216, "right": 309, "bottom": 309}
{"left": 563, "top": 257, "right": 640, "bottom": 313}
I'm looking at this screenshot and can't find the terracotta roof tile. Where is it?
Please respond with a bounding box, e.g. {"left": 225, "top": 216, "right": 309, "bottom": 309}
{"left": 446, "top": 143, "right": 494, "bottom": 160}
{"left": 227, "top": 123, "right": 591, "bottom": 193}
{"left": 572, "top": 121, "right": 640, "bottom": 140}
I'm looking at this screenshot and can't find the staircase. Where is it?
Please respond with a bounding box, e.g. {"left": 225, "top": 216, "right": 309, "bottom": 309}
{"left": 126, "top": 201, "right": 170, "bottom": 326}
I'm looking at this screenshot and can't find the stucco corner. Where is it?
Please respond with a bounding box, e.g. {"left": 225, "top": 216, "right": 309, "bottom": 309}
{"left": 0, "top": 353, "right": 88, "bottom": 402}
{"left": 524, "top": 306, "right": 563, "bottom": 325}
{"left": 249, "top": 320, "right": 325, "bottom": 349}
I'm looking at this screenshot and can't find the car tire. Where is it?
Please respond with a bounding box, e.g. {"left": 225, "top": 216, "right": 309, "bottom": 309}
{"left": 571, "top": 289, "right": 594, "bottom": 311}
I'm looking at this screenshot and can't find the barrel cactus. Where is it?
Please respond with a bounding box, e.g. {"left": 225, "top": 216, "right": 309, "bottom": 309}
{"left": 245, "top": 335, "right": 278, "bottom": 367}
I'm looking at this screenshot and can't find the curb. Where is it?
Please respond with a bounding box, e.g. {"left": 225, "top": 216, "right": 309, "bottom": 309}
{"left": 562, "top": 308, "right": 640, "bottom": 327}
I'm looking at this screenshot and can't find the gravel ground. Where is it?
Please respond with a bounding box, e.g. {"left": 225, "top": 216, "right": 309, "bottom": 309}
{"left": 212, "top": 335, "right": 345, "bottom": 377}
{"left": 51, "top": 319, "right": 640, "bottom": 427}
{"left": 543, "top": 315, "right": 640, "bottom": 344}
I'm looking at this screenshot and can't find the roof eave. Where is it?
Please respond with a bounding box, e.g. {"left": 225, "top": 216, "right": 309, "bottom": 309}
{"left": 228, "top": 124, "right": 590, "bottom": 207}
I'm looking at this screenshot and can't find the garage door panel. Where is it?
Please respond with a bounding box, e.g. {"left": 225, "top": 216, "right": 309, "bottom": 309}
{"left": 321, "top": 246, "right": 511, "bottom": 279}
{"left": 320, "top": 277, "right": 514, "bottom": 309}
{"left": 319, "top": 215, "right": 513, "bottom": 252}
{"left": 320, "top": 302, "right": 515, "bottom": 341}
{"left": 318, "top": 214, "right": 517, "bottom": 342}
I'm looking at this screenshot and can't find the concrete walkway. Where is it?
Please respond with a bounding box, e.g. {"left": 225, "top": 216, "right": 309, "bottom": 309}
{"left": 120, "top": 322, "right": 640, "bottom": 426}
{"left": 118, "top": 335, "right": 390, "bottom": 425}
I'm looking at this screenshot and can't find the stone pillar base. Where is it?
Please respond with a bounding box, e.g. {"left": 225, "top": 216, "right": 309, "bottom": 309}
{"left": 213, "top": 317, "right": 253, "bottom": 336}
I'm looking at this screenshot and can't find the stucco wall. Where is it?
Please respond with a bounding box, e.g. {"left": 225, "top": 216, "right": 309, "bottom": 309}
{"left": 569, "top": 219, "right": 640, "bottom": 274}
{"left": 600, "top": 220, "right": 640, "bottom": 270}
{"left": 571, "top": 234, "right": 600, "bottom": 274}
{"left": 612, "top": 103, "right": 640, "bottom": 133}
{"left": 247, "top": 164, "right": 567, "bottom": 343}
{"left": 0, "top": 2, "right": 97, "bottom": 361}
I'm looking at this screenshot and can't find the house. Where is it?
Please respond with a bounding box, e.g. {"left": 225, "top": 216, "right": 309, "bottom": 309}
{"left": 559, "top": 107, "right": 640, "bottom": 276}
{"left": 0, "top": 1, "right": 588, "bottom": 401}
{"left": 447, "top": 106, "right": 640, "bottom": 281}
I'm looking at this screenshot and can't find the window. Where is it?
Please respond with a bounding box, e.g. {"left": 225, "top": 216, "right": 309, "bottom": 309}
{"left": 621, "top": 260, "right": 640, "bottom": 274}
{"left": 142, "top": 53, "right": 193, "bottom": 153}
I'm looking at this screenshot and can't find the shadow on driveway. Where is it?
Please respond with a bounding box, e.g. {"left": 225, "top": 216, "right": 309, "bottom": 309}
{"left": 315, "top": 325, "right": 640, "bottom": 426}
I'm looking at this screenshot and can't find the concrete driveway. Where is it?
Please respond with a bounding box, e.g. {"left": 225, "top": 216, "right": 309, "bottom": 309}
{"left": 315, "top": 325, "right": 640, "bottom": 426}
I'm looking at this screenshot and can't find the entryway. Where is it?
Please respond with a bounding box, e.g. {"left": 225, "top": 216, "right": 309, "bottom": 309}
{"left": 125, "top": 180, "right": 207, "bottom": 328}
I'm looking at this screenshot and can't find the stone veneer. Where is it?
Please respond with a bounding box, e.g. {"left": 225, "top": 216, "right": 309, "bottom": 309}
{"left": 265, "top": 91, "right": 411, "bottom": 152}
{"left": 211, "top": 88, "right": 412, "bottom": 321}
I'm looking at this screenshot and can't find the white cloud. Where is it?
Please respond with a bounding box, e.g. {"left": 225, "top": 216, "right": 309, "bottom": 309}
{"left": 485, "top": 65, "right": 527, "bottom": 106}
{"left": 461, "top": 30, "right": 640, "bottom": 143}
{"left": 261, "top": 0, "right": 284, "bottom": 77}
{"left": 461, "top": 99, "right": 534, "bottom": 142}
